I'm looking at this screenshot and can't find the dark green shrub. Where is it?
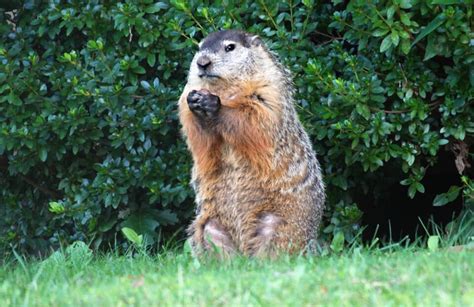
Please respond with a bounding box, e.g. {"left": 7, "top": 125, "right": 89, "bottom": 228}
{"left": 0, "top": 0, "right": 472, "bottom": 255}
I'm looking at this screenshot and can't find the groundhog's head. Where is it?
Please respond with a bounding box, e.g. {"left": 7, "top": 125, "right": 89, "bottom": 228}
{"left": 188, "top": 30, "right": 278, "bottom": 86}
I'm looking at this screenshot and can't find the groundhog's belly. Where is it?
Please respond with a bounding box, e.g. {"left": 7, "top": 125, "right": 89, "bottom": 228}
{"left": 206, "top": 165, "right": 283, "bottom": 244}
{"left": 214, "top": 167, "right": 271, "bottom": 211}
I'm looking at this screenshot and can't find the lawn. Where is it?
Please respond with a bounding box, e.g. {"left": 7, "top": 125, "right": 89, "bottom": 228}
{"left": 0, "top": 244, "right": 472, "bottom": 306}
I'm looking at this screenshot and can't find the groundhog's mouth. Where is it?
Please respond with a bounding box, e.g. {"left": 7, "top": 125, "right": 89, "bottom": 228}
{"left": 198, "top": 73, "right": 220, "bottom": 79}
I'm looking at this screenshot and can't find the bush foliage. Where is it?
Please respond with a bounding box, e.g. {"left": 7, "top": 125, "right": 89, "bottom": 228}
{"left": 0, "top": 0, "right": 472, "bottom": 255}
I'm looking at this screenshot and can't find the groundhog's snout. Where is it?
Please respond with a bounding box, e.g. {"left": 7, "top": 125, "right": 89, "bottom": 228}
{"left": 197, "top": 55, "right": 212, "bottom": 70}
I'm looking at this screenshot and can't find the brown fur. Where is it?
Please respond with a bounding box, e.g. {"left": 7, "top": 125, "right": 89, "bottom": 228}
{"left": 179, "top": 81, "right": 278, "bottom": 175}
{"left": 179, "top": 107, "right": 223, "bottom": 175}
{"left": 179, "top": 30, "right": 325, "bottom": 257}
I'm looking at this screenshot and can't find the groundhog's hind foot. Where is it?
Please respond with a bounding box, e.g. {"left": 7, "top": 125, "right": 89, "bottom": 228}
{"left": 200, "top": 219, "right": 236, "bottom": 258}
{"left": 247, "top": 213, "right": 285, "bottom": 258}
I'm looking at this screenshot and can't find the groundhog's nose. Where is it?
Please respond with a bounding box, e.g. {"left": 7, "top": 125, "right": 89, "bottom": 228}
{"left": 197, "top": 55, "right": 211, "bottom": 70}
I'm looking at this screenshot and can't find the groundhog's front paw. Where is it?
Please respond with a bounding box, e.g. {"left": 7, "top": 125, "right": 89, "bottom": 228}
{"left": 187, "top": 89, "right": 221, "bottom": 119}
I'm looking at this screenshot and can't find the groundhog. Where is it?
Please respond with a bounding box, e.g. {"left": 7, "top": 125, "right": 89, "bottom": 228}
{"left": 178, "top": 30, "right": 325, "bottom": 257}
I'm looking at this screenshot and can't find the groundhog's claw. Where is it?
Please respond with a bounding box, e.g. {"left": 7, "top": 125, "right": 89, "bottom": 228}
{"left": 187, "top": 89, "right": 221, "bottom": 119}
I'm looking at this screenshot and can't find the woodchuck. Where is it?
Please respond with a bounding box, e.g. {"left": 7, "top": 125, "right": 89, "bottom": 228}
{"left": 178, "top": 30, "right": 325, "bottom": 257}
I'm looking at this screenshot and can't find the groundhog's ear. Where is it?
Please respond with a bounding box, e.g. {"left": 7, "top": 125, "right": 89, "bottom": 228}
{"left": 247, "top": 35, "right": 263, "bottom": 47}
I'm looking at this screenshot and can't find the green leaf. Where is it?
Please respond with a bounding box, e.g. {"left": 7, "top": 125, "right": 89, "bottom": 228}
{"left": 401, "top": 39, "right": 411, "bottom": 54}
{"left": 431, "top": 0, "right": 464, "bottom": 4}
{"left": 380, "top": 35, "right": 393, "bottom": 52}
{"left": 39, "top": 148, "right": 48, "bottom": 162}
{"left": 411, "top": 13, "right": 446, "bottom": 47}
{"left": 391, "top": 31, "right": 400, "bottom": 47}
{"left": 147, "top": 53, "right": 156, "bottom": 67}
{"left": 7, "top": 92, "right": 22, "bottom": 106}
{"left": 122, "top": 213, "right": 159, "bottom": 245}
{"left": 407, "top": 155, "right": 415, "bottom": 166}
{"left": 400, "top": 13, "right": 411, "bottom": 26}
{"left": 387, "top": 6, "right": 396, "bottom": 20}
{"left": 132, "top": 66, "right": 146, "bottom": 74}
{"left": 171, "top": 0, "right": 187, "bottom": 11}
{"left": 332, "top": 175, "right": 348, "bottom": 190}
{"left": 356, "top": 103, "right": 371, "bottom": 120}
{"left": 156, "top": 209, "right": 178, "bottom": 225}
{"left": 0, "top": 84, "right": 10, "bottom": 94}
{"left": 121, "top": 227, "right": 143, "bottom": 246}
{"left": 427, "top": 235, "right": 439, "bottom": 251}
{"left": 423, "top": 36, "right": 443, "bottom": 61}
{"left": 373, "top": 28, "right": 389, "bottom": 37}
{"left": 86, "top": 40, "right": 97, "bottom": 50}
{"left": 330, "top": 231, "right": 345, "bottom": 252}
{"left": 351, "top": 138, "right": 359, "bottom": 149}
{"left": 408, "top": 184, "right": 417, "bottom": 198}
{"left": 145, "top": 2, "right": 168, "bottom": 13}
{"left": 49, "top": 202, "right": 65, "bottom": 214}
{"left": 433, "top": 186, "right": 461, "bottom": 207}
{"left": 399, "top": 0, "right": 413, "bottom": 9}
{"left": 415, "top": 182, "right": 425, "bottom": 193}
{"left": 99, "top": 219, "right": 116, "bottom": 232}
{"left": 153, "top": 78, "right": 160, "bottom": 88}
{"left": 140, "top": 80, "right": 151, "bottom": 90}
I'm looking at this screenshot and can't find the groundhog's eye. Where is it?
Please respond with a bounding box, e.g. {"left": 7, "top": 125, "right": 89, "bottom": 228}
{"left": 225, "top": 44, "right": 236, "bottom": 52}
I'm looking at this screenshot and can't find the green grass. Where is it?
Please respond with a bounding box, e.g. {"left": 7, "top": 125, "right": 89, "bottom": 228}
{"left": 0, "top": 245, "right": 473, "bottom": 306}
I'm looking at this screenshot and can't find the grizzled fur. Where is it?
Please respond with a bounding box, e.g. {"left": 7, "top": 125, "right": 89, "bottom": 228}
{"left": 178, "top": 30, "right": 325, "bottom": 257}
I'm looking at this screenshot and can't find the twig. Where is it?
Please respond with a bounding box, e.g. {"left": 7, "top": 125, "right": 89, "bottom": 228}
{"left": 0, "top": 160, "right": 60, "bottom": 198}
{"left": 18, "top": 174, "right": 61, "bottom": 199}
{"left": 313, "top": 30, "right": 343, "bottom": 41}
{"left": 371, "top": 100, "right": 443, "bottom": 114}
{"left": 258, "top": 0, "right": 279, "bottom": 30}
